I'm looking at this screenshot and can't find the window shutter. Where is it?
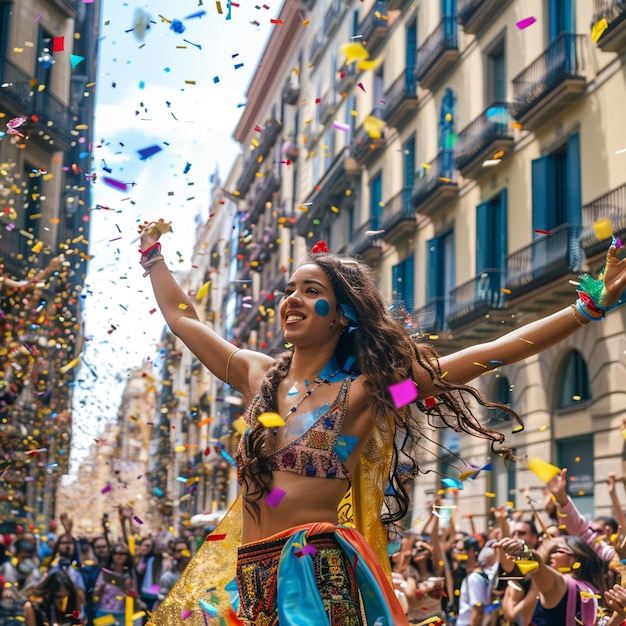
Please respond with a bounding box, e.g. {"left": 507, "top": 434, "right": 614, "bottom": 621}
{"left": 404, "top": 255, "right": 415, "bottom": 312}
{"left": 476, "top": 200, "right": 490, "bottom": 273}
{"left": 406, "top": 23, "right": 417, "bottom": 68}
{"left": 370, "top": 174, "right": 382, "bottom": 228}
{"left": 565, "top": 133, "right": 581, "bottom": 227}
{"left": 426, "top": 237, "right": 439, "bottom": 301}
{"left": 498, "top": 188, "right": 508, "bottom": 270}
{"left": 404, "top": 136, "right": 416, "bottom": 190}
{"left": 392, "top": 263, "right": 401, "bottom": 302}
{"left": 532, "top": 156, "right": 556, "bottom": 236}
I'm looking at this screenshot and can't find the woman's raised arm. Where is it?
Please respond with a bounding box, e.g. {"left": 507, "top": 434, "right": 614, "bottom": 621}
{"left": 139, "top": 222, "right": 273, "bottom": 399}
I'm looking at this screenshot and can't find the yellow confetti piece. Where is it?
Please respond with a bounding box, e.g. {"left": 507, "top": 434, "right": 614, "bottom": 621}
{"left": 94, "top": 616, "right": 117, "bottom": 626}
{"left": 31, "top": 240, "right": 43, "bottom": 253}
{"left": 196, "top": 281, "right": 210, "bottom": 301}
{"left": 592, "top": 217, "right": 613, "bottom": 241}
{"left": 302, "top": 19, "right": 310, "bottom": 25}
{"left": 573, "top": 561, "right": 582, "bottom": 570}
{"left": 357, "top": 54, "right": 384, "bottom": 71}
{"left": 421, "top": 162, "right": 431, "bottom": 169}
{"left": 539, "top": 424, "right": 548, "bottom": 431}
{"left": 258, "top": 412, "right": 286, "bottom": 428}
{"left": 59, "top": 357, "right": 80, "bottom": 374}
{"left": 473, "top": 361, "right": 487, "bottom": 368}
{"left": 339, "top": 41, "right": 370, "bottom": 65}
{"left": 527, "top": 457, "right": 561, "bottom": 483}
{"left": 485, "top": 491, "right": 496, "bottom": 498}
{"left": 174, "top": 445, "right": 186, "bottom": 452}
{"left": 363, "top": 115, "right": 385, "bottom": 139}
{"left": 178, "top": 303, "right": 188, "bottom": 310}
{"left": 501, "top": 287, "right": 512, "bottom": 294}
{"left": 512, "top": 424, "right": 524, "bottom": 433}
{"left": 557, "top": 566, "right": 572, "bottom": 573}
{"left": 518, "top": 337, "right": 534, "bottom": 344}
{"left": 591, "top": 17, "right": 608, "bottom": 43}
{"left": 232, "top": 417, "right": 248, "bottom": 435}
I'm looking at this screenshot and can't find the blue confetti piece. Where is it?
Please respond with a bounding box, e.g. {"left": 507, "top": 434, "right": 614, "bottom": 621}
{"left": 137, "top": 145, "right": 162, "bottom": 160}
{"left": 198, "top": 600, "right": 218, "bottom": 617}
{"left": 442, "top": 477, "right": 464, "bottom": 490}
{"left": 334, "top": 435, "right": 359, "bottom": 462}
{"left": 220, "top": 446, "right": 236, "bottom": 468}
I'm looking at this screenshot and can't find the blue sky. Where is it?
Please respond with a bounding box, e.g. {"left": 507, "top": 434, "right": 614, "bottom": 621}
{"left": 70, "top": 0, "right": 274, "bottom": 471}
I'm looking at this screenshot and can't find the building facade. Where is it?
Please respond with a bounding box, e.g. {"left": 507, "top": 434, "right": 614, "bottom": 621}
{"left": 0, "top": 0, "right": 99, "bottom": 530}
{"left": 161, "top": 0, "right": 626, "bottom": 533}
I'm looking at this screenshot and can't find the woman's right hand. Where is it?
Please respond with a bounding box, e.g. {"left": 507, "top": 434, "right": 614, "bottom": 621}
{"left": 139, "top": 219, "right": 171, "bottom": 250}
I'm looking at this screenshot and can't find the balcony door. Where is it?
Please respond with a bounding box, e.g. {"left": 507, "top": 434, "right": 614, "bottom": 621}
{"left": 370, "top": 172, "right": 382, "bottom": 229}
{"left": 426, "top": 229, "right": 455, "bottom": 326}
{"left": 476, "top": 190, "right": 507, "bottom": 274}
{"left": 392, "top": 256, "right": 415, "bottom": 313}
{"left": 549, "top": 0, "right": 575, "bottom": 41}
{"left": 403, "top": 136, "right": 415, "bottom": 192}
{"left": 406, "top": 20, "right": 417, "bottom": 70}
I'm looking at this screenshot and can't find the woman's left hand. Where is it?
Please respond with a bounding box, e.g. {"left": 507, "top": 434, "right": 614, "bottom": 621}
{"left": 601, "top": 244, "right": 626, "bottom": 308}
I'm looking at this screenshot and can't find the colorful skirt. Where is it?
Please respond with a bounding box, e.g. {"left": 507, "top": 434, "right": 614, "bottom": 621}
{"left": 234, "top": 522, "right": 409, "bottom": 626}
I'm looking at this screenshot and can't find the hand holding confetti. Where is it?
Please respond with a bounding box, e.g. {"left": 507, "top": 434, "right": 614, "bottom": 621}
{"left": 138, "top": 219, "right": 172, "bottom": 249}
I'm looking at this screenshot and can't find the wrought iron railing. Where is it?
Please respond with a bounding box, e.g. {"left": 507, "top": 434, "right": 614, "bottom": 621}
{"left": 415, "top": 16, "right": 459, "bottom": 83}
{"left": 512, "top": 33, "right": 585, "bottom": 121}
{"left": 455, "top": 101, "right": 514, "bottom": 171}
{"left": 33, "top": 89, "right": 74, "bottom": 147}
{"left": 244, "top": 170, "right": 277, "bottom": 229}
{"left": 448, "top": 269, "right": 505, "bottom": 327}
{"left": 309, "top": 33, "right": 325, "bottom": 65}
{"left": 412, "top": 150, "right": 456, "bottom": 208}
{"left": 0, "top": 57, "right": 32, "bottom": 112}
{"left": 413, "top": 297, "right": 449, "bottom": 335}
{"left": 380, "top": 187, "right": 415, "bottom": 233}
{"left": 323, "top": 0, "right": 344, "bottom": 37}
{"left": 351, "top": 106, "right": 386, "bottom": 161}
{"left": 581, "top": 182, "right": 626, "bottom": 256}
{"left": 383, "top": 68, "right": 417, "bottom": 123}
{"left": 357, "top": 1, "right": 388, "bottom": 55}
{"left": 592, "top": 0, "right": 626, "bottom": 43}
{"left": 505, "top": 224, "right": 582, "bottom": 297}
{"left": 351, "top": 218, "right": 382, "bottom": 256}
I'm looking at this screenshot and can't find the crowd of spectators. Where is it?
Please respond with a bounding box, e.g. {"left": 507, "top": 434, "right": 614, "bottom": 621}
{"left": 3, "top": 463, "right": 626, "bottom": 625}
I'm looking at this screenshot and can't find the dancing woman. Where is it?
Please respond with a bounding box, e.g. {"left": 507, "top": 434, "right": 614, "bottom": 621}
{"left": 140, "top": 222, "right": 626, "bottom": 626}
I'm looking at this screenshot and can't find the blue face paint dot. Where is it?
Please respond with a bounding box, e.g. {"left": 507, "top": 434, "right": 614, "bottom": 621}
{"left": 314, "top": 299, "right": 330, "bottom": 317}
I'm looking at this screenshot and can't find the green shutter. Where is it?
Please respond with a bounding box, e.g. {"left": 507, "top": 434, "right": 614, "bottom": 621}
{"left": 476, "top": 200, "right": 490, "bottom": 273}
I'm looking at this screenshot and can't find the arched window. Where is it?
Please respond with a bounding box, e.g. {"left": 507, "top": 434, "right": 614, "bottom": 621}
{"left": 485, "top": 375, "right": 512, "bottom": 425}
{"left": 556, "top": 350, "right": 591, "bottom": 409}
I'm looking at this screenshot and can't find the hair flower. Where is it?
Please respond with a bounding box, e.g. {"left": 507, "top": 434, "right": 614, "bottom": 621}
{"left": 311, "top": 240, "right": 330, "bottom": 254}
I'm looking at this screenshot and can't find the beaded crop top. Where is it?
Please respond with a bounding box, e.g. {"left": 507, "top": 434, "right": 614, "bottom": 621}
{"left": 234, "top": 378, "right": 354, "bottom": 482}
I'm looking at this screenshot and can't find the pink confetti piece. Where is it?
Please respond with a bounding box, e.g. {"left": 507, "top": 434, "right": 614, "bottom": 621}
{"left": 101, "top": 483, "right": 112, "bottom": 494}
{"left": 133, "top": 515, "right": 143, "bottom": 525}
{"left": 265, "top": 487, "right": 286, "bottom": 508}
{"left": 516, "top": 16, "right": 536, "bottom": 30}
{"left": 34, "top": 12, "right": 43, "bottom": 21}
{"left": 332, "top": 120, "right": 350, "bottom": 132}
{"left": 301, "top": 544, "right": 318, "bottom": 557}
{"left": 357, "top": 82, "right": 366, "bottom": 92}
{"left": 388, "top": 378, "right": 419, "bottom": 408}
{"left": 102, "top": 176, "right": 128, "bottom": 191}
{"left": 181, "top": 609, "right": 193, "bottom": 620}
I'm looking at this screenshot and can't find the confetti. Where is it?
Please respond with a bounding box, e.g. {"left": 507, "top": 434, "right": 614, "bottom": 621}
{"left": 133, "top": 515, "right": 143, "bottom": 525}
{"left": 102, "top": 177, "right": 128, "bottom": 192}
{"left": 265, "top": 487, "right": 286, "bottom": 508}
{"left": 388, "top": 379, "right": 418, "bottom": 408}
{"left": 516, "top": 16, "right": 537, "bottom": 30}
{"left": 137, "top": 145, "right": 163, "bottom": 160}
{"left": 258, "top": 412, "right": 286, "bottom": 427}
{"left": 53, "top": 36, "right": 65, "bottom": 52}
{"left": 591, "top": 18, "right": 608, "bottom": 43}
{"left": 332, "top": 120, "right": 350, "bottom": 132}
{"left": 204, "top": 533, "right": 227, "bottom": 542}
{"left": 592, "top": 218, "right": 613, "bottom": 241}
{"left": 70, "top": 54, "right": 85, "bottom": 68}
{"left": 527, "top": 457, "right": 561, "bottom": 483}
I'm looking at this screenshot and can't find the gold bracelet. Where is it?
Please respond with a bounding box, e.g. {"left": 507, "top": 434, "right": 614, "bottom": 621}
{"left": 570, "top": 304, "right": 589, "bottom": 327}
{"left": 225, "top": 348, "right": 241, "bottom": 385}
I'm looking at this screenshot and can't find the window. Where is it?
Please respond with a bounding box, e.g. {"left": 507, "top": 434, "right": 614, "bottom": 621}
{"left": 369, "top": 172, "right": 382, "bottom": 229}
{"left": 549, "top": 0, "right": 574, "bottom": 42}
{"left": 557, "top": 436, "right": 593, "bottom": 518}
{"left": 324, "top": 128, "right": 335, "bottom": 171}
{"left": 426, "top": 229, "right": 454, "bottom": 327}
{"left": 486, "top": 38, "right": 506, "bottom": 102}
{"left": 345, "top": 94, "right": 357, "bottom": 136}
{"left": 406, "top": 20, "right": 417, "bottom": 70}
{"left": 392, "top": 256, "right": 415, "bottom": 312}
{"left": 441, "top": 0, "right": 457, "bottom": 18}
{"left": 532, "top": 132, "right": 581, "bottom": 234}
{"left": 403, "top": 135, "right": 416, "bottom": 191}
{"left": 476, "top": 190, "right": 507, "bottom": 273}
{"left": 36, "top": 26, "right": 55, "bottom": 88}
{"left": 556, "top": 349, "right": 591, "bottom": 409}
{"left": 373, "top": 67, "right": 384, "bottom": 112}
{"left": 0, "top": 2, "right": 13, "bottom": 57}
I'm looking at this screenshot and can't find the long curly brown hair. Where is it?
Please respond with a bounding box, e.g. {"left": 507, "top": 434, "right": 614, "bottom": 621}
{"left": 238, "top": 253, "right": 521, "bottom": 528}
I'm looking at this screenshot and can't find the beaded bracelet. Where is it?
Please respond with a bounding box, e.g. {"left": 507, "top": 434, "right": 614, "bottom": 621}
{"left": 570, "top": 304, "right": 589, "bottom": 327}
{"left": 140, "top": 241, "right": 162, "bottom": 276}
{"left": 575, "top": 298, "right": 604, "bottom": 321}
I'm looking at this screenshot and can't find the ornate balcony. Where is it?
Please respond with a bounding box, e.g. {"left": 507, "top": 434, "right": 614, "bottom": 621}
{"left": 413, "top": 297, "right": 449, "bottom": 337}
{"left": 349, "top": 219, "right": 383, "bottom": 263}
{"left": 0, "top": 221, "right": 32, "bottom": 278}
{"left": 282, "top": 80, "right": 300, "bottom": 106}
{"left": 504, "top": 224, "right": 583, "bottom": 301}
{"left": 380, "top": 187, "right": 417, "bottom": 244}
{"left": 454, "top": 101, "right": 515, "bottom": 178}
{"left": 244, "top": 170, "right": 279, "bottom": 230}
{"left": 458, "top": 0, "right": 513, "bottom": 35}
{"left": 337, "top": 63, "right": 358, "bottom": 96}
{"left": 382, "top": 68, "right": 418, "bottom": 130}
{"left": 0, "top": 57, "right": 32, "bottom": 115}
{"left": 512, "top": 33, "right": 586, "bottom": 131}
{"left": 296, "top": 154, "right": 361, "bottom": 237}
{"left": 415, "top": 16, "right": 459, "bottom": 91}
{"left": 592, "top": 0, "right": 626, "bottom": 51}
{"left": 351, "top": 107, "right": 386, "bottom": 165}
{"left": 581, "top": 182, "right": 626, "bottom": 258}
{"left": 32, "top": 90, "right": 74, "bottom": 150}
{"left": 411, "top": 150, "right": 458, "bottom": 216}
{"left": 309, "top": 32, "right": 326, "bottom": 66}
{"left": 357, "top": 1, "right": 389, "bottom": 58}
{"left": 236, "top": 118, "right": 282, "bottom": 197}
{"left": 323, "top": 0, "right": 345, "bottom": 38}
{"left": 448, "top": 269, "right": 505, "bottom": 329}
{"left": 319, "top": 88, "right": 340, "bottom": 125}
